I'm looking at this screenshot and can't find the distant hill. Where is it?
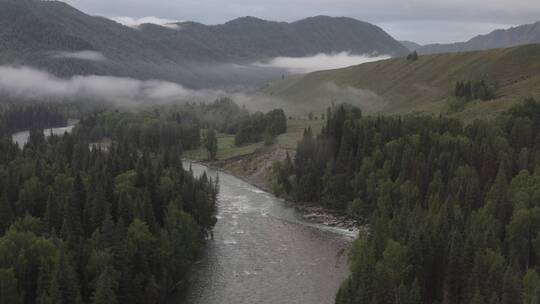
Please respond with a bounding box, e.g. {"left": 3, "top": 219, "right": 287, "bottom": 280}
{"left": 261, "top": 44, "right": 540, "bottom": 120}
{"left": 418, "top": 21, "right": 540, "bottom": 54}
{"left": 0, "top": 0, "right": 408, "bottom": 88}
{"left": 400, "top": 40, "right": 422, "bottom": 51}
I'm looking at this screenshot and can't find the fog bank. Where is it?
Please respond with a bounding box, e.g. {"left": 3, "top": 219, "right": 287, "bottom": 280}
{"left": 110, "top": 16, "right": 180, "bottom": 29}
{"left": 0, "top": 66, "right": 289, "bottom": 112}
{"left": 254, "top": 52, "right": 391, "bottom": 74}
{"left": 0, "top": 66, "right": 228, "bottom": 105}
{"left": 51, "top": 51, "right": 107, "bottom": 61}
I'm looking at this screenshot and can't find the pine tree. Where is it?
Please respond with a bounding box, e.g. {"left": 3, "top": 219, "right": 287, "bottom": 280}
{"left": 409, "top": 279, "right": 422, "bottom": 304}
{"left": 142, "top": 191, "right": 156, "bottom": 232}
{"left": 455, "top": 81, "right": 464, "bottom": 97}
{"left": 0, "top": 268, "right": 22, "bottom": 304}
{"left": 204, "top": 128, "right": 218, "bottom": 160}
{"left": 92, "top": 267, "right": 118, "bottom": 304}
{"left": 117, "top": 191, "right": 133, "bottom": 224}
{"left": 523, "top": 269, "right": 540, "bottom": 304}
{"left": 49, "top": 249, "right": 81, "bottom": 304}
{"left": 106, "top": 210, "right": 118, "bottom": 243}
{"left": 447, "top": 229, "right": 464, "bottom": 304}
{"left": 501, "top": 267, "right": 521, "bottom": 304}
{"left": 91, "top": 186, "right": 108, "bottom": 232}
{"left": 67, "top": 174, "right": 86, "bottom": 237}
{"left": 135, "top": 160, "right": 145, "bottom": 188}
{"left": 486, "top": 163, "right": 511, "bottom": 237}
{"left": 471, "top": 288, "right": 485, "bottom": 304}
{"left": 0, "top": 190, "right": 14, "bottom": 233}
{"left": 44, "top": 191, "right": 61, "bottom": 233}
{"left": 36, "top": 258, "right": 54, "bottom": 304}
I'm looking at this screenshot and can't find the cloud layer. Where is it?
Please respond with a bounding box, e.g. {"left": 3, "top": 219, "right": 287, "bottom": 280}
{"left": 254, "top": 52, "right": 390, "bottom": 74}
{"left": 51, "top": 50, "right": 107, "bottom": 61}
{"left": 0, "top": 65, "right": 390, "bottom": 116}
{"left": 0, "top": 66, "right": 223, "bottom": 105}
{"left": 110, "top": 16, "right": 180, "bottom": 29}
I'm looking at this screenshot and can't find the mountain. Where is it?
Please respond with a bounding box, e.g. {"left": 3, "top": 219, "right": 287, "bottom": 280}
{"left": 159, "top": 16, "right": 409, "bottom": 61}
{"left": 261, "top": 44, "right": 540, "bottom": 119}
{"left": 418, "top": 21, "right": 540, "bottom": 54}
{"left": 400, "top": 40, "right": 422, "bottom": 51}
{"left": 0, "top": 0, "right": 408, "bottom": 88}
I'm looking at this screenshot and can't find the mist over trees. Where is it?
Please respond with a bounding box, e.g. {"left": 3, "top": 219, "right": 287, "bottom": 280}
{"left": 204, "top": 128, "right": 218, "bottom": 160}
{"left": 234, "top": 109, "right": 287, "bottom": 146}
{"left": 0, "top": 104, "right": 68, "bottom": 136}
{"left": 273, "top": 101, "right": 540, "bottom": 304}
{"left": 77, "top": 110, "right": 201, "bottom": 153}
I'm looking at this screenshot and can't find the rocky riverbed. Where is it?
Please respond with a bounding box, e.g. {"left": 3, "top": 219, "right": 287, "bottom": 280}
{"left": 293, "top": 204, "right": 359, "bottom": 231}
{"left": 198, "top": 147, "right": 361, "bottom": 232}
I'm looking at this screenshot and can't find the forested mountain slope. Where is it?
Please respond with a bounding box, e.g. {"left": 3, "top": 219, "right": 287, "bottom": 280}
{"left": 0, "top": 0, "right": 407, "bottom": 88}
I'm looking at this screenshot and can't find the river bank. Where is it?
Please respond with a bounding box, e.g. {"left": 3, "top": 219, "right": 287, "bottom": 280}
{"left": 176, "top": 161, "right": 353, "bottom": 304}
{"left": 11, "top": 119, "right": 79, "bottom": 148}
{"left": 186, "top": 146, "right": 360, "bottom": 232}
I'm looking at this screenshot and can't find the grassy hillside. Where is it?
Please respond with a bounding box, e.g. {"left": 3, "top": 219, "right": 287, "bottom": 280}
{"left": 262, "top": 44, "right": 540, "bottom": 120}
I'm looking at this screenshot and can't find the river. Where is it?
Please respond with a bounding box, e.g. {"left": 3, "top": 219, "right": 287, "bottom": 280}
{"left": 10, "top": 124, "right": 354, "bottom": 303}
{"left": 174, "top": 162, "right": 354, "bottom": 304}
{"left": 11, "top": 120, "right": 78, "bottom": 148}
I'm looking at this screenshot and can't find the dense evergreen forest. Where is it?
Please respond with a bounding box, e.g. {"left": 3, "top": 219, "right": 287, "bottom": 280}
{"left": 273, "top": 101, "right": 540, "bottom": 304}
{"left": 455, "top": 80, "right": 496, "bottom": 101}
{"left": 0, "top": 110, "right": 218, "bottom": 303}
{"left": 170, "top": 98, "right": 249, "bottom": 134}
{"left": 78, "top": 110, "right": 202, "bottom": 153}
{"left": 168, "top": 98, "right": 288, "bottom": 147}
{"left": 234, "top": 109, "right": 287, "bottom": 146}
{"left": 0, "top": 104, "right": 68, "bottom": 136}
{"left": 79, "top": 105, "right": 286, "bottom": 153}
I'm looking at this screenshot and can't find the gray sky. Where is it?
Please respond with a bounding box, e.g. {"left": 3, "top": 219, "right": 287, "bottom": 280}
{"left": 62, "top": 0, "right": 540, "bottom": 45}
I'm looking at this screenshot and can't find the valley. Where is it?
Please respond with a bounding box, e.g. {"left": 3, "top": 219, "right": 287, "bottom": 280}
{"left": 0, "top": 1, "right": 540, "bottom": 303}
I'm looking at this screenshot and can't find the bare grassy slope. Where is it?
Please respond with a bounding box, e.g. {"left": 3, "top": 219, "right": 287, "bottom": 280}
{"left": 262, "top": 44, "right": 540, "bottom": 119}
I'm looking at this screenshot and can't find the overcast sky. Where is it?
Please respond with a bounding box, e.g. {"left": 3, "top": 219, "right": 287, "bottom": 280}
{"left": 62, "top": 0, "right": 540, "bottom": 45}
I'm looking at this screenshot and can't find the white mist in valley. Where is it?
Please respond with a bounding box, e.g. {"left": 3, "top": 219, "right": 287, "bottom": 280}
{"left": 110, "top": 16, "right": 181, "bottom": 29}
{"left": 0, "top": 65, "right": 386, "bottom": 115}
{"left": 0, "top": 66, "right": 227, "bottom": 105}
{"left": 50, "top": 50, "right": 108, "bottom": 61}
{"left": 0, "top": 65, "right": 288, "bottom": 112}
{"left": 254, "top": 52, "right": 391, "bottom": 74}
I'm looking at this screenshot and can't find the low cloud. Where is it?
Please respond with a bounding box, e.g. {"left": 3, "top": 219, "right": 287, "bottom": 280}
{"left": 110, "top": 16, "right": 180, "bottom": 29}
{"left": 254, "top": 52, "right": 391, "bottom": 74}
{"left": 0, "top": 65, "right": 294, "bottom": 112}
{"left": 51, "top": 51, "right": 107, "bottom": 61}
{"left": 322, "top": 82, "right": 387, "bottom": 113}
{"left": 0, "top": 66, "right": 235, "bottom": 106}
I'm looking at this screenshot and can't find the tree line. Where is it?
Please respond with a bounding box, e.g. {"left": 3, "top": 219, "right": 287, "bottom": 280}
{"left": 234, "top": 108, "right": 287, "bottom": 146}
{"left": 273, "top": 101, "right": 540, "bottom": 304}
{"left": 455, "top": 80, "right": 496, "bottom": 101}
{"left": 77, "top": 110, "right": 201, "bottom": 153}
{"left": 169, "top": 98, "right": 249, "bottom": 134}
{"left": 0, "top": 111, "right": 218, "bottom": 304}
{"left": 0, "top": 104, "right": 68, "bottom": 136}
